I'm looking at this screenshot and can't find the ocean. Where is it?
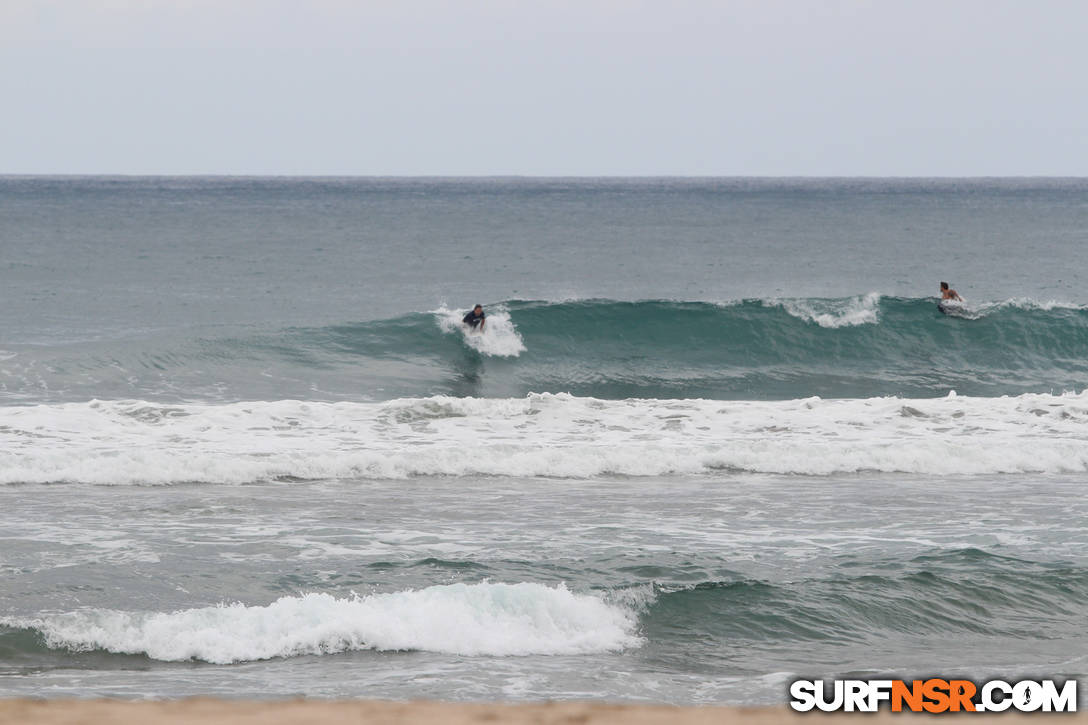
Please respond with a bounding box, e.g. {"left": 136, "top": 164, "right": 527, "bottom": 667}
{"left": 1, "top": 176, "right": 1087, "bottom": 703}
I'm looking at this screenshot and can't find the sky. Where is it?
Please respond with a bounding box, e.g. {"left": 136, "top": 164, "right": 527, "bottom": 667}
{"left": 2, "top": 0, "right": 1086, "bottom": 175}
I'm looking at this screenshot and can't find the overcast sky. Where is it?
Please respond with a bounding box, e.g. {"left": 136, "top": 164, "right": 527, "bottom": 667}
{"left": 2, "top": 0, "right": 1085, "bottom": 175}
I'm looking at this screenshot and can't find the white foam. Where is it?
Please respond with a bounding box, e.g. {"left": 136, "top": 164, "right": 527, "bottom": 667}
{"left": 7, "top": 582, "right": 640, "bottom": 663}
{"left": 434, "top": 306, "right": 526, "bottom": 357}
{"left": 937, "top": 297, "right": 1086, "bottom": 320}
{"left": 771, "top": 292, "right": 882, "bottom": 328}
{"left": 981, "top": 297, "right": 1087, "bottom": 313}
{"left": 1, "top": 392, "right": 1087, "bottom": 483}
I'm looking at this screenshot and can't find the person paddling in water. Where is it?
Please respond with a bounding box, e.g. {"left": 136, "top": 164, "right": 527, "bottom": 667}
{"left": 462, "top": 304, "right": 486, "bottom": 332}
{"left": 940, "top": 281, "right": 964, "bottom": 302}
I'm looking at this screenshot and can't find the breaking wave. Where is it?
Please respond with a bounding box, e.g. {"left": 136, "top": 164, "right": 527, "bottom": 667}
{"left": 5, "top": 550, "right": 1085, "bottom": 665}
{"left": 2, "top": 391, "right": 1087, "bottom": 484}
{"left": 1, "top": 582, "right": 639, "bottom": 663}
{"left": 2, "top": 296, "right": 1086, "bottom": 403}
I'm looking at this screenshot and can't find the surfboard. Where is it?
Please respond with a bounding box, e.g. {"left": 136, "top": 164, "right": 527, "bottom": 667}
{"left": 937, "top": 300, "right": 972, "bottom": 318}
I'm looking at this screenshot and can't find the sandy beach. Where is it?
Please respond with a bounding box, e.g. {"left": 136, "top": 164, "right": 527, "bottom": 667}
{"left": 2, "top": 699, "right": 1083, "bottom": 725}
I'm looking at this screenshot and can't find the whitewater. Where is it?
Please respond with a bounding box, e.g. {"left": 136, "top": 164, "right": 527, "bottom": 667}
{"left": 4, "top": 177, "right": 1088, "bottom": 705}
{"left": 3, "top": 583, "right": 640, "bottom": 664}
{"left": 3, "top": 295, "right": 1087, "bottom": 404}
{"left": 2, "top": 391, "right": 1088, "bottom": 485}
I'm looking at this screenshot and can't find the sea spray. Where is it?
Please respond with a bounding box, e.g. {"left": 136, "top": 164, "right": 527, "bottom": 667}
{"left": 434, "top": 305, "right": 527, "bottom": 357}
{"left": 769, "top": 292, "right": 883, "bottom": 328}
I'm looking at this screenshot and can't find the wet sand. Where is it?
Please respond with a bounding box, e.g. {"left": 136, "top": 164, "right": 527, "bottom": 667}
{"left": 0, "top": 699, "right": 1078, "bottom": 724}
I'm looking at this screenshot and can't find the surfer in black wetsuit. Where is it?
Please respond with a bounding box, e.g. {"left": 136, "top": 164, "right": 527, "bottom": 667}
{"left": 463, "top": 304, "right": 486, "bottom": 332}
{"left": 940, "top": 282, "right": 964, "bottom": 302}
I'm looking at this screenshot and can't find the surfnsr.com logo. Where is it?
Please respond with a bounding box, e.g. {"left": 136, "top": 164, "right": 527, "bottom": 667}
{"left": 789, "top": 678, "right": 1077, "bottom": 713}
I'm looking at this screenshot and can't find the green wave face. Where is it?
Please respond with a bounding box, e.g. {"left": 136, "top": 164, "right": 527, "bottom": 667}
{"left": 4, "top": 296, "right": 1088, "bottom": 403}
{"left": 309, "top": 296, "right": 1088, "bottom": 400}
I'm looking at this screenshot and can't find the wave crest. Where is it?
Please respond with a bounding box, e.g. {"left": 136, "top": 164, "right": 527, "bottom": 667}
{"left": 3, "top": 295, "right": 1087, "bottom": 403}
{"left": 434, "top": 305, "right": 526, "bottom": 357}
{"left": 4, "top": 582, "right": 640, "bottom": 663}
{"left": 769, "top": 292, "right": 883, "bottom": 328}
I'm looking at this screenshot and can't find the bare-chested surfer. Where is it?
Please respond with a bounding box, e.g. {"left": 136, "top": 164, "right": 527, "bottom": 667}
{"left": 940, "top": 282, "right": 963, "bottom": 302}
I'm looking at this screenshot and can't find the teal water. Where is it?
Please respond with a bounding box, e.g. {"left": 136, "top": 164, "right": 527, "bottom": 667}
{"left": 1, "top": 177, "right": 1087, "bottom": 703}
{"left": 2, "top": 475, "right": 1087, "bottom": 703}
{"left": 2, "top": 297, "right": 1086, "bottom": 403}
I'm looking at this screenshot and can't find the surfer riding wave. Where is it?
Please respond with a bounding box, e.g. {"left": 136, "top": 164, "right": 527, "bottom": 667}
{"left": 937, "top": 281, "right": 972, "bottom": 318}
{"left": 463, "top": 304, "right": 486, "bottom": 332}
